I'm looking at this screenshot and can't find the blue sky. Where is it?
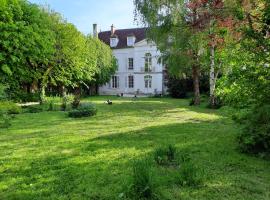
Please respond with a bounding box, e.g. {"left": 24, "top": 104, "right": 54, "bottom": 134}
{"left": 28, "top": 0, "right": 140, "bottom": 35}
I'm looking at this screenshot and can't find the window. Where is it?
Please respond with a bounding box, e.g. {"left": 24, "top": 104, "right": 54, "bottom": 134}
{"left": 128, "top": 75, "right": 134, "bottom": 88}
{"left": 145, "top": 53, "right": 152, "bottom": 72}
{"left": 128, "top": 58, "right": 134, "bottom": 70}
{"left": 127, "top": 36, "right": 135, "bottom": 46}
{"left": 111, "top": 76, "right": 119, "bottom": 88}
{"left": 110, "top": 38, "right": 118, "bottom": 47}
{"left": 144, "top": 75, "right": 152, "bottom": 88}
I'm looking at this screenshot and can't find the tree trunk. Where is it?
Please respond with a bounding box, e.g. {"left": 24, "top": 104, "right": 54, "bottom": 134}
{"left": 39, "top": 84, "right": 46, "bottom": 105}
{"left": 61, "top": 85, "right": 67, "bottom": 98}
{"left": 192, "top": 65, "right": 200, "bottom": 105}
{"left": 209, "top": 45, "right": 216, "bottom": 106}
{"left": 72, "top": 87, "right": 81, "bottom": 109}
{"left": 60, "top": 85, "right": 67, "bottom": 111}
{"left": 95, "top": 84, "right": 99, "bottom": 95}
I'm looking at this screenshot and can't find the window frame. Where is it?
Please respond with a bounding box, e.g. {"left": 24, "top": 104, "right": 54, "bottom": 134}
{"left": 111, "top": 75, "right": 119, "bottom": 89}
{"left": 128, "top": 58, "right": 134, "bottom": 70}
{"left": 128, "top": 75, "right": 134, "bottom": 88}
{"left": 144, "top": 75, "right": 152, "bottom": 88}
{"left": 144, "top": 53, "right": 152, "bottom": 72}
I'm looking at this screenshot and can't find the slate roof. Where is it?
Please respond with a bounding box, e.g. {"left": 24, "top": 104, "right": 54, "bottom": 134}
{"left": 98, "top": 27, "right": 147, "bottom": 49}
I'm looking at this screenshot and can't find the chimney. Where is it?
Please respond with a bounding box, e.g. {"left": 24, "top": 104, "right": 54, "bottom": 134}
{"left": 93, "top": 23, "right": 98, "bottom": 38}
{"left": 111, "top": 24, "right": 116, "bottom": 36}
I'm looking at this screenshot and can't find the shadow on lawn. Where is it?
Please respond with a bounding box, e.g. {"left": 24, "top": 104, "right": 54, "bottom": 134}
{"left": 1, "top": 120, "right": 269, "bottom": 200}
{"left": 0, "top": 120, "right": 230, "bottom": 199}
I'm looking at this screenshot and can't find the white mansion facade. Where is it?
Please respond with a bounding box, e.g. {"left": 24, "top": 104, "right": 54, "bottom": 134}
{"left": 95, "top": 24, "right": 166, "bottom": 95}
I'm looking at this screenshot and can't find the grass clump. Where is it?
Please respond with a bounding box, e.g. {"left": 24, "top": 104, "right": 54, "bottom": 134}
{"left": 68, "top": 103, "right": 97, "bottom": 118}
{"left": 176, "top": 161, "right": 203, "bottom": 187}
{"left": 129, "top": 159, "right": 157, "bottom": 200}
{"left": 154, "top": 144, "right": 176, "bottom": 166}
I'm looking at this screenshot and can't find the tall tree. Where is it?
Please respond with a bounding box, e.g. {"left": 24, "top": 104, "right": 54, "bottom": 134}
{"left": 0, "top": 0, "right": 55, "bottom": 100}
{"left": 135, "top": 0, "right": 208, "bottom": 105}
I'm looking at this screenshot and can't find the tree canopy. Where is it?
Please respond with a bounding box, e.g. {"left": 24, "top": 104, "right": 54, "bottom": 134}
{"left": 0, "top": 0, "right": 117, "bottom": 102}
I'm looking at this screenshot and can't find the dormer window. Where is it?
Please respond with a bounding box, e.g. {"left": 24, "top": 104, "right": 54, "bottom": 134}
{"left": 127, "top": 35, "right": 135, "bottom": 46}
{"left": 110, "top": 37, "right": 118, "bottom": 47}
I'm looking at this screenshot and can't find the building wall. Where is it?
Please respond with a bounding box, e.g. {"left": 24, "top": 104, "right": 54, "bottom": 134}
{"left": 99, "top": 40, "right": 164, "bottom": 95}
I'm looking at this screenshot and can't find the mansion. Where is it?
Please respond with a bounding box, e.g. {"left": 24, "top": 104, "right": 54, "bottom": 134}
{"left": 94, "top": 24, "right": 167, "bottom": 95}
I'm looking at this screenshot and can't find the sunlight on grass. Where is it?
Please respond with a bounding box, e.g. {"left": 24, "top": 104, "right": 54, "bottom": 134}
{"left": 0, "top": 97, "right": 269, "bottom": 200}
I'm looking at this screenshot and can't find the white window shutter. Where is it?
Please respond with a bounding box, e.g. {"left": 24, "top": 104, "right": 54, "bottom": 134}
{"left": 125, "top": 76, "right": 127, "bottom": 88}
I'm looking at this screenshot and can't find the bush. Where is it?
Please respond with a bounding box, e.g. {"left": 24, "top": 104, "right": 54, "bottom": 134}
{"left": 0, "top": 84, "right": 7, "bottom": 100}
{"left": 176, "top": 161, "right": 203, "bottom": 187}
{"left": 15, "top": 91, "right": 40, "bottom": 103}
{"left": 61, "top": 94, "right": 74, "bottom": 111}
{"left": 237, "top": 105, "right": 270, "bottom": 157}
{"left": 0, "top": 113, "right": 11, "bottom": 128}
{"left": 0, "top": 101, "right": 21, "bottom": 114}
{"left": 25, "top": 105, "right": 44, "bottom": 113}
{"left": 130, "top": 159, "right": 155, "bottom": 200}
{"left": 68, "top": 103, "right": 97, "bottom": 118}
{"left": 154, "top": 144, "right": 176, "bottom": 166}
{"left": 167, "top": 76, "right": 189, "bottom": 98}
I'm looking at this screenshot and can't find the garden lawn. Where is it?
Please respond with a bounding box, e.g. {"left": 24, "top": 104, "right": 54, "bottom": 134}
{"left": 0, "top": 97, "right": 269, "bottom": 200}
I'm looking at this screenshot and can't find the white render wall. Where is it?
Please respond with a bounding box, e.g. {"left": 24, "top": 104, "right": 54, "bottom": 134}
{"left": 99, "top": 40, "right": 164, "bottom": 95}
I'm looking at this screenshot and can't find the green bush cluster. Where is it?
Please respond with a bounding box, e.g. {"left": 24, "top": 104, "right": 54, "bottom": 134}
{"left": 0, "top": 101, "right": 21, "bottom": 128}
{"left": 0, "top": 101, "right": 22, "bottom": 114}
{"left": 68, "top": 103, "right": 97, "bottom": 118}
{"left": 237, "top": 105, "right": 270, "bottom": 158}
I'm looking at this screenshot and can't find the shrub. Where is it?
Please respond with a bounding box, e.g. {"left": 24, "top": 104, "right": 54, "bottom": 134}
{"left": 154, "top": 144, "right": 176, "bottom": 166}
{"left": 61, "top": 94, "right": 74, "bottom": 111}
{"left": 0, "top": 101, "right": 21, "bottom": 114}
{"left": 68, "top": 103, "right": 97, "bottom": 118}
{"left": 26, "top": 105, "right": 44, "bottom": 113}
{"left": 176, "top": 161, "right": 203, "bottom": 187}
{"left": 0, "top": 113, "right": 11, "bottom": 128}
{"left": 130, "top": 159, "right": 155, "bottom": 200}
{"left": 0, "top": 84, "right": 7, "bottom": 100}
{"left": 237, "top": 105, "right": 270, "bottom": 157}
{"left": 16, "top": 91, "right": 40, "bottom": 103}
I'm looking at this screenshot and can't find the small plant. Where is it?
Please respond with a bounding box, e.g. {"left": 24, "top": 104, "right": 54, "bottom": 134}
{"left": 68, "top": 103, "right": 97, "bottom": 118}
{"left": 154, "top": 144, "right": 176, "bottom": 166}
{"left": 0, "top": 101, "right": 21, "bottom": 115}
{"left": 176, "top": 161, "right": 203, "bottom": 187}
{"left": 0, "top": 113, "right": 11, "bottom": 128}
{"left": 48, "top": 101, "right": 54, "bottom": 111}
{"left": 130, "top": 159, "right": 155, "bottom": 200}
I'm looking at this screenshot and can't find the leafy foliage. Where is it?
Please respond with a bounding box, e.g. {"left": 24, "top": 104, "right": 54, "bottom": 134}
{"left": 68, "top": 103, "right": 97, "bottom": 118}
{"left": 237, "top": 105, "right": 270, "bottom": 157}
{"left": 0, "top": 0, "right": 116, "bottom": 102}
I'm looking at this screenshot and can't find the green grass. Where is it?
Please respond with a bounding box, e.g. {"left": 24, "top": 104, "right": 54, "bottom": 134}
{"left": 0, "top": 96, "right": 269, "bottom": 200}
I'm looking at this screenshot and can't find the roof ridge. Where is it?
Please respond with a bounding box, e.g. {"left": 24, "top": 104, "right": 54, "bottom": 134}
{"left": 99, "top": 27, "right": 147, "bottom": 33}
